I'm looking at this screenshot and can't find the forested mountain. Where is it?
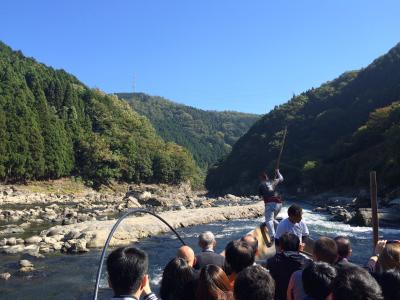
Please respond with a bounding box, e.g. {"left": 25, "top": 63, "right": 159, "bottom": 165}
{"left": 116, "top": 93, "right": 260, "bottom": 170}
{"left": 0, "top": 42, "right": 200, "bottom": 187}
{"left": 206, "top": 42, "right": 400, "bottom": 195}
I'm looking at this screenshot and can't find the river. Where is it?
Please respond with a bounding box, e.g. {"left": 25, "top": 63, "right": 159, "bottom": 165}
{"left": 1, "top": 202, "right": 399, "bottom": 300}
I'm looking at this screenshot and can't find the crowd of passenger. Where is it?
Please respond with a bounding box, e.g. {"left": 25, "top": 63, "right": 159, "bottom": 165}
{"left": 106, "top": 204, "right": 400, "bottom": 300}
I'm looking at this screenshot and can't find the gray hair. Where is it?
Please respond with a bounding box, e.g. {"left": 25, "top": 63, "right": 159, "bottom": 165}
{"left": 198, "top": 231, "right": 216, "bottom": 249}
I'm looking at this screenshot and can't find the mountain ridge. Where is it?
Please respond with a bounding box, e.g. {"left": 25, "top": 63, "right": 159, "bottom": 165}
{"left": 206, "top": 42, "right": 400, "bottom": 195}
{"left": 116, "top": 92, "right": 260, "bottom": 170}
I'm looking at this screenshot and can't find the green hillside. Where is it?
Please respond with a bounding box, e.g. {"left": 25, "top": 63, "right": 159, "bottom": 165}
{"left": 206, "top": 43, "right": 400, "bottom": 195}
{"left": 116, "top": 93, "right": 260, "bottom": 170}
{"left": 0, "top": 42, "right": 200, "bottom": 187}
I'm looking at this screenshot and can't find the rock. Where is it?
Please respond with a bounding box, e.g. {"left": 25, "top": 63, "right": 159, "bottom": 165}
{"left": 350, "top": 208, "right": 400, "bottom": 226}
{"left": 0, "top": 272, "right": 11, "bottom": 280}
{"left": 64, "top": 230, "right": 81, "bottom": 240}
{"left": 125, "top": 196, "right": 141, "bottom": 208}
{"left": 25, "top": 236, "right": 42, "bottom": 244}
{"left": 0, "top": 225, "right": 24, "bottom": 235}
{"left": 43, "top": 237, "right": 58, "bottom": 245}
{"left": 329, "top": 208, "right": 353, "bottom": 223}
{"left": 16, "top": 238, "right": 25, "bottom": 244}
{"left": 39, "top": 247, "right": 52, "bottom": 254}
{"left": 138, "top": 191, "right": 152, "bottom": 201}
{"left": 3, "top": 188, "right": 14, "bottom": 196}
{"left": 46, "top": 227, "right": 63, "bottom": 237}
{"left": 62, "top": 218, "right": 77, "bottom": 225}
{"left": 6, "top": 237, "right": 17, "bottom": 246}
{"left": 19, "top": 259, "right": 34, "bottom": 268}
{"left": 2, "top": 244, "right": 24, "bottom": 254}
{"left": 61, "top": 239, "right": 89, "bottom": 253}
{"left": 225, "top": 194, "right": 240, "bottom": 201}
{"left": 0, "top": 238, "right": 6, "bottom": 246}
{"left": 19, "top": 266, "right": 35, "bottom": 273}
{"left": 52, "top": 242, "right": 63, "bottom": 251}
{"left": 24, "top": 244, "right": 39, "bottom": 251}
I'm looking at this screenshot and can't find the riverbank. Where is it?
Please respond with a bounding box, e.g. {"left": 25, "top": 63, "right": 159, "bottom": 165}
{"left": 0, "top": 180, "right": 260, "bottom": 257}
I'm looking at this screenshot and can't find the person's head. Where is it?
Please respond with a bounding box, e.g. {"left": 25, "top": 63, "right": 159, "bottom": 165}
{"left": 240, "top": 234, "right": 258, "bottom": 256}
{"left": 225, "top": 240, "right": 255, "bottom": 274}
{"left": 198, "top": 231, "right": 216, "bottom": 251}
{"left": 377, "top": 241, "right": 400, "bottom": 272}
{"left": 377, "top": 269, "right": 400, "bottom": 300}
{"left": 177, "top": 245, "right": 196, "bottom": 267}
{"left": 328, "top": 265, "right": 383, "bottom": 300}
{"left": 288, "top": 204, "right": 303, "bottom": 223}
{"left": 106, "top": 246, "right": 148, "bottom": 296}
{"left": 279, "top": 233, "right": 300, "bottom": 252}
{"left": 313, "top": 237, "right": 338, "bottom": 264}
{"left": 234, "top": 265, "right": 275, "bottom": 300}
{"left": 334, "top": 236, "right": 352, "bottom": 259}
{"left": 196, "top": 264, "right": 231, "bottom": 300}
{"left": 302, "top": 261, "right": 337, "bottom": 300}
{"left": 160, "top": 257, "right": 196, "bottom": 300}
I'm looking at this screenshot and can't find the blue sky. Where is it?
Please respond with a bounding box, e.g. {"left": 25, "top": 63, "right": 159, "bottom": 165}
{"left": 1, "top": 1, "right": 399, "bottom": 114}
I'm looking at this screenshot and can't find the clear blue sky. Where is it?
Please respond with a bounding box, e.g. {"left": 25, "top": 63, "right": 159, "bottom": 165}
{"left": 1, "top": 1, "right": 399, "bottom": 113}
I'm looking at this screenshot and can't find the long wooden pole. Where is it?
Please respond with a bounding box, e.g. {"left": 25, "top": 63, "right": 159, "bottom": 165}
{"left": 276, "top": 126, "right": 288, "bottom": 170}
{"left": 370, "top": 171, "right": 379, "bottom": 250}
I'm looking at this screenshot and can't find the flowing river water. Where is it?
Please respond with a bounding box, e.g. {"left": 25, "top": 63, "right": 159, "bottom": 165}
{"left": 1, "top": 201, "right": 400, "bottom": 300}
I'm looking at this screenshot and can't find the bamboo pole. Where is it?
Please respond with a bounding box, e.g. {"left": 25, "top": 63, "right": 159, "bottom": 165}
{"left": 276, "top": 126, "right": 288, "bottom": 170}
{"left": 370, "top": 171, "right": 379, "bottom": 250}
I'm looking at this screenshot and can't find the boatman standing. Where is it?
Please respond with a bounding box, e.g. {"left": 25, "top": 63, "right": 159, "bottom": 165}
{"left": 258, "top": 169, "right": 284, "bottom": 243}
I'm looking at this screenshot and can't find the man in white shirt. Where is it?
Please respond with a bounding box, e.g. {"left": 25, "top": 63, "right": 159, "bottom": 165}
{"left": 275, "top": 204, "right": 309, "bottom": 245}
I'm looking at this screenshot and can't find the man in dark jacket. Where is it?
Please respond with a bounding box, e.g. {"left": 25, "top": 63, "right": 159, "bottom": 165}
{"left": 266, "top": 233, "right": 309, "bottom": 300}
{"left": 194, "top": 231, "right": 224, "bottom": 270}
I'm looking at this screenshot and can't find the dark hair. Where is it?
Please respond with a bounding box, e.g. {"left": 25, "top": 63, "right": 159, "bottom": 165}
{"left": 160, "top": 257, "right": 196, "bottom": 300}
{"left": 376, "top": 269, "right": 400, "bottom": 300}
{"left": 334, "top": 236, "right": 351, "bottom": 259}
{"left": 196, "top": 265, "right": 232, "bottom": 300}
{"left": 302, "top": 261, "right": 337, "bottom": 300}
{"left": 225, "top": 240, "right": 255, "bottom": 273}
{"left": 106, "top": 246, "right": 148, "bottom": 296}
{"left": 234, "top": 265, "right": 275, "bottom": 300}
{"left": 330, "top": 265, "right": 383, "bottom": 300}
{"left": 313, "top": 237, "right": 338, "bottom": 264}
{"left": 377, "top": 242, "right": 400, "bottom": 271}
{"left": 240, "top": 234, "right": 258, "bottom": 256}
{"left": 288, "top": 204, "right": 302, "bottom": 217}
{"left": 279, "top": 233, "right": 300, "bottom": 252}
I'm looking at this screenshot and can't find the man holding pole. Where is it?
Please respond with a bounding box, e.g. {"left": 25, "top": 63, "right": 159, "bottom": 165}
{"left": 259, "top": 169, "right": 284, "bottom": 243}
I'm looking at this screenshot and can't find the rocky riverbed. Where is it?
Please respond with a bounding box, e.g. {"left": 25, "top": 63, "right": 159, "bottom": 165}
{"left": 0, "top": 182, "right": 261, "bottom": 260}
{"left": 305, "top": 189, "right": 400, "bottom": 227}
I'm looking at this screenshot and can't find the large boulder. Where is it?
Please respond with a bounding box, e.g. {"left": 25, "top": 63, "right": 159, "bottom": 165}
{"left": 350, "top": 208, "right": 400, "bottom": 226}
